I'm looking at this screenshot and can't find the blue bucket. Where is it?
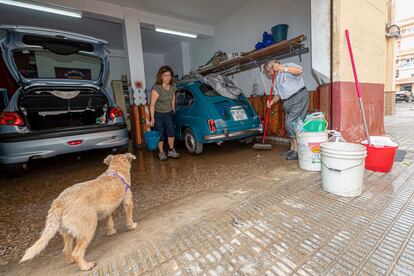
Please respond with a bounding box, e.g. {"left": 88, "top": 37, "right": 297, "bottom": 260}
{"left": 272, "top": 24, "right": 289, "bottom": 43}
{"left": 144, "top": 131, "right": 160, "bottom": 151}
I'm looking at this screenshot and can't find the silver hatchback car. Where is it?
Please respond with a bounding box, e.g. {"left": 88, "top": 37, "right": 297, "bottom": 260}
{"left": 0, "top": 26, "right": 128, "bottom": 176}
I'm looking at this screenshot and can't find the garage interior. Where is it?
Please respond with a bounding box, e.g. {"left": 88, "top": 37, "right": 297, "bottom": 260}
{"left": 2, "top": 0, "right": 411, "bottom": 275}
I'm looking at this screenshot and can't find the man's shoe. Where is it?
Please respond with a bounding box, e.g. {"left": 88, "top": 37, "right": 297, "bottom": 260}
{"left": 286, "top": 151, "right": 298, "bottom": 160}
{"left": 158, "top": 151, "right": 167, "bottom": 161}
{"left": 280, "top": 149, "right": 293, "bottom": 157}
{"left": 167, "top": 148, "right": 180, "bottom": 159}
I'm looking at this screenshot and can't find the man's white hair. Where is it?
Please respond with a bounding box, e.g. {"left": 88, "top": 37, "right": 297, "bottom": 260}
{"left": 263, "top": 60, "right": 279, "bottom": 71}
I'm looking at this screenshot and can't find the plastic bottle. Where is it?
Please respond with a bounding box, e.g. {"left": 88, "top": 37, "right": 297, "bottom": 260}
{"left": 328, "top": 131, "right": 347, "bottom": 143}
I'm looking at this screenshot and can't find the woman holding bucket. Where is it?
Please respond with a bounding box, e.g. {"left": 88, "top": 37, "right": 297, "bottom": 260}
{"left": 150, "top": 66, "right": 180, "bottom": 161}
{"left": 263, "top": 60, "right": 309, "bottom": 160}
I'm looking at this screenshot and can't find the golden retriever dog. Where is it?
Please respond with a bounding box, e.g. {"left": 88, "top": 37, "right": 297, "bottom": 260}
{"left": 20, "top": 153, "right": 137, "bottom": 271}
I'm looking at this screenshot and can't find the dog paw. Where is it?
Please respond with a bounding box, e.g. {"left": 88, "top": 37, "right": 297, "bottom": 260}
{"left": 128, "top": 222, "right": 138, "bottom": 230}
{"left": 65, "top": 255, "right": 75, "bottom": 264}
{"left": 80, "top": 261, "right": 96, "bottom": 271}
{"left": 107, "top": 229, "right": 117, "bottom": 236}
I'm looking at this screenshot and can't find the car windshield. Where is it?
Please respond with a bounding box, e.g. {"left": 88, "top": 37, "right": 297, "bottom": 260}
{"left": 199, "top": 83, "right": 220, "bottom": 96}
{"left": 13, "top": 49, "right": 102, "bottom": 81}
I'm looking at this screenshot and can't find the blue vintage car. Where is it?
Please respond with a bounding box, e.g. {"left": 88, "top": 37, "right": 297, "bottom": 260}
{"left": 174, "top": 80, "right": 262, "bottom": 154}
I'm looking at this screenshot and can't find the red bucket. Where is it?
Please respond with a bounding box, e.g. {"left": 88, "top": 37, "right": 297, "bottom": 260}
{"left": 362, "top": 137, "right": 398, "bottom": 173}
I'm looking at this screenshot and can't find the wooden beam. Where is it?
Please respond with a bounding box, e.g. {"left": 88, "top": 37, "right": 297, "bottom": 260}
{"left": 198, "top": 35, "right": 306, "bottom": 76}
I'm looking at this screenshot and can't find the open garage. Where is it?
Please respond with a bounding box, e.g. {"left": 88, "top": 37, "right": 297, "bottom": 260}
{"left": 1, "top": 0, "right": 413, "bottom": 275}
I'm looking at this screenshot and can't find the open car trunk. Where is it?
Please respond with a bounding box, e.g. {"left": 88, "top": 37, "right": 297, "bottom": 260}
{"left": 19, "top": 88, "right": 108, "bottom": 131}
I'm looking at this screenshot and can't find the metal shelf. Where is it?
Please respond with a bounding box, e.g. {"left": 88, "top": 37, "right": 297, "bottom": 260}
{"left": 198, "top": 35, "right": 308, "bottom": 76}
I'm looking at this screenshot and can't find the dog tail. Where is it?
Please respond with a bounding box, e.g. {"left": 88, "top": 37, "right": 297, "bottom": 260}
{"left": 20, "top": 202, "right": 64, "bottom": 263}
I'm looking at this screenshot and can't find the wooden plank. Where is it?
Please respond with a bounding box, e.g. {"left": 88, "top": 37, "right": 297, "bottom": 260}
{"left": 249, "top": 88, "right": 320, "bottom": 139}
{"left": 250, "top": 96, "right": 265, "bottom": 121}
{"left": 246, "top": 41, "right": 299, "bottom": 61}
{"left": 138, "top": 105, "right": 150, "bottom": 143}
{"left": 308, "top": 90, "right": 320, "bottom": 113}
{"left": 276, "top": 101, "right": 287, "bottom": 137}
{"left": 262, "top": 96, "right": 285, "bottom": 137}
{"left": 111, "top": 80, "right": 131, "bottom": 130}
{"left": 198, "top": 35, "right": 306, "bottom": 76}
{"left": 198, "top": 56, "right": 245, "bottom": 75}
{"left": 130, "top": 105, "right": 143, "bottom": 146}
{"left": 226, "top": 47, "right": 309, "bottom": 76}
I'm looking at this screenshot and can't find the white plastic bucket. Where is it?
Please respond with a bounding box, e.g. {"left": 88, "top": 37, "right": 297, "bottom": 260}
{"left": 297, "top": 131, "right": 328, "bottom": 171}
{"left": 320, "top": 142, "right": 367, "bottom": 197}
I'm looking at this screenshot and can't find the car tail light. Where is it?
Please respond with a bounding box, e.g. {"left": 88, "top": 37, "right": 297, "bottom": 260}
{"left": 208, "top": 119, "right": 216, "bottom": 132}
{"left": 109, "top": 107, "right": 123, "bottom": 119}
{"left": 0, "top": 112, "right": 25, "bottom": 126}
{"left": 67, "top": 140, "right": 83, "bottom": 146}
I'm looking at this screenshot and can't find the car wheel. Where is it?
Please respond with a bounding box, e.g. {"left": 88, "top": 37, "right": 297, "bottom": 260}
{"left": 112, "top": 144, "right": 129, "bottom": 153}
{"left": 4, "top": 163, "right": 28, "bottom": 178}
{"left": 184, "top": 129, "right": 203, "bottom": 155}
{"left": 241, "top": 137, "right": 255, "bottom": 145}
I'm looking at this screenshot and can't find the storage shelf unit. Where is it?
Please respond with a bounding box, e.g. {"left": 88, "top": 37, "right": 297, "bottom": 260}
{"left": 198, "top": 35, "right": 308, "bottom": 76}
{"left": 121, "top": 74, "right": 131, "bottom": 114}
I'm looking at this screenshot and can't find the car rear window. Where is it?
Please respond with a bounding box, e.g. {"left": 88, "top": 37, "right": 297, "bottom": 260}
{"left": 199, "top": 83, "right": 220, "bottom": 96}
{"left": 13, "top": 49, "right": 102, "bottom": 80}
{"left": 23, "top": 35, "right": 94, "bottom": 55}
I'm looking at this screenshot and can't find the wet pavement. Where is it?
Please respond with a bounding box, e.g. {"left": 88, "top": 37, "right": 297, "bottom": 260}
{"left": 1, "top": 103, "right": 414, "bottom": 275}
{"left": 0, "top": 140, "right": 292, "bottom": 268}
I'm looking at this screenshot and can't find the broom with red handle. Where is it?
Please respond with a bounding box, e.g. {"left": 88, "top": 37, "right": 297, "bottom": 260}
{"left": 345, "top": 29, "right": 371, "bottom": 145}
{"left": 253, "top": 70, "right": 277, "bottom": 150}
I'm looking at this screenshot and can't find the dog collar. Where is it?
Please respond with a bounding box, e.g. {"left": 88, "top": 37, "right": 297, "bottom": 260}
{"left": 108, "top": 172, "right": 130, "bottom": 196}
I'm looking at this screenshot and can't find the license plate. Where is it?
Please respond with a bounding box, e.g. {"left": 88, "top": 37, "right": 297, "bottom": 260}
{"left": 230, "top": 109, "right": 247, "bottom": 121}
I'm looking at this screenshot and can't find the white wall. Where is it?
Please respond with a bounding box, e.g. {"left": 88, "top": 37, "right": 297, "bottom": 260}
{"left": 182, "top": 41, "right": 191, "bottom": 75}
{"left": 189, "top": 0, "right": 317, "bottom": 96}
{"left": 105, "top": 49, "right": 130, "bottom": 99}
{"left": 143, "top": 52, "right": 165, "bottom": 90}
{"left": 164, "top": 44, "right": 184, "bottom": 78}
{"left": 311, "top": 0, "right": 331, "bottom": 85}
{"left": 99, "top": 50, "right": 169, "bottom": 101}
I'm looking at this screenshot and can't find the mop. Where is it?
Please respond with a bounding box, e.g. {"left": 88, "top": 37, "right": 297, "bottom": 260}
{"left": 253, "top": 70, "right": 277, "bottom": 150}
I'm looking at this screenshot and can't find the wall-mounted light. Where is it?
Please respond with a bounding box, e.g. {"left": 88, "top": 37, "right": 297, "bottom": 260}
{"left": 155, "top": 27, "right": 198, "bottom": 38}
{"left": 0, "top": 0, "right": 82, "bottom": 18}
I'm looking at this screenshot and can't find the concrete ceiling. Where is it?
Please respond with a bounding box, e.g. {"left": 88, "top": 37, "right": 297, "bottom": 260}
{"left": 0, "top": 4, "right": 195, "bottom": 54}
{"left": 98, "top": 0, "right": 249, "bottom": 25}
{"left": 140, "top": 27, "right": 192, "bottom": 54}
{"left": 0, "top": 4, "right": 125, "bottom": 50}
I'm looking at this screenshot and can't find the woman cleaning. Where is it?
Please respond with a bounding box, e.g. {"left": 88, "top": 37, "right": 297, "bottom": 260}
{"left": 150, "top": 66, "right": 180, "bottom": 161}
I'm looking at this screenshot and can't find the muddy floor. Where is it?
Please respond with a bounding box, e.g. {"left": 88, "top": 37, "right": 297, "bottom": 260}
{"left": 0, "top": 140, "right": 293, "bottom": 267}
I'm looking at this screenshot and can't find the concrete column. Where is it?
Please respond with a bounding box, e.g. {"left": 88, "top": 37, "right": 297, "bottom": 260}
{"left": 321, "top": 0, "right": 387, "bottom": 142}
{"left": 311, "top": 0, "right": 331, "bottom": 85}
{"left": 384, "top": 0, "right": 397, "bottom": 115}
{"left": 181, "top": 41, "right": 191, "bottom": 75}
{"left": 122, "top": 8, "right": 146, "bottom": 102}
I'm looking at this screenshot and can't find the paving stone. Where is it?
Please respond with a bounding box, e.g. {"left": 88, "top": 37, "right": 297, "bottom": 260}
{"left": 5, "top": 105, "right": 414, "bottom": 276}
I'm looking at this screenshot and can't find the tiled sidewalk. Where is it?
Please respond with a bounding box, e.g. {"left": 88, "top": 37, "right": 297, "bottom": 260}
{"left": 84, "top": 104, "right": 414, "bottom": 276}
{"left": 86, "top": 161, "right": 414, "bottom": 276}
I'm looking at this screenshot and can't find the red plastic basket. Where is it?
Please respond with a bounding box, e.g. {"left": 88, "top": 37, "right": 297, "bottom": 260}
{"left": 362, "top": 143, "right": 398, "bottom": 173}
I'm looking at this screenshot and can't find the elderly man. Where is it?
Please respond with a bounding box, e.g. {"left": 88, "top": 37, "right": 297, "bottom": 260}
{"left": 263, "top": 60, "right": 309, "bottom": 160}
